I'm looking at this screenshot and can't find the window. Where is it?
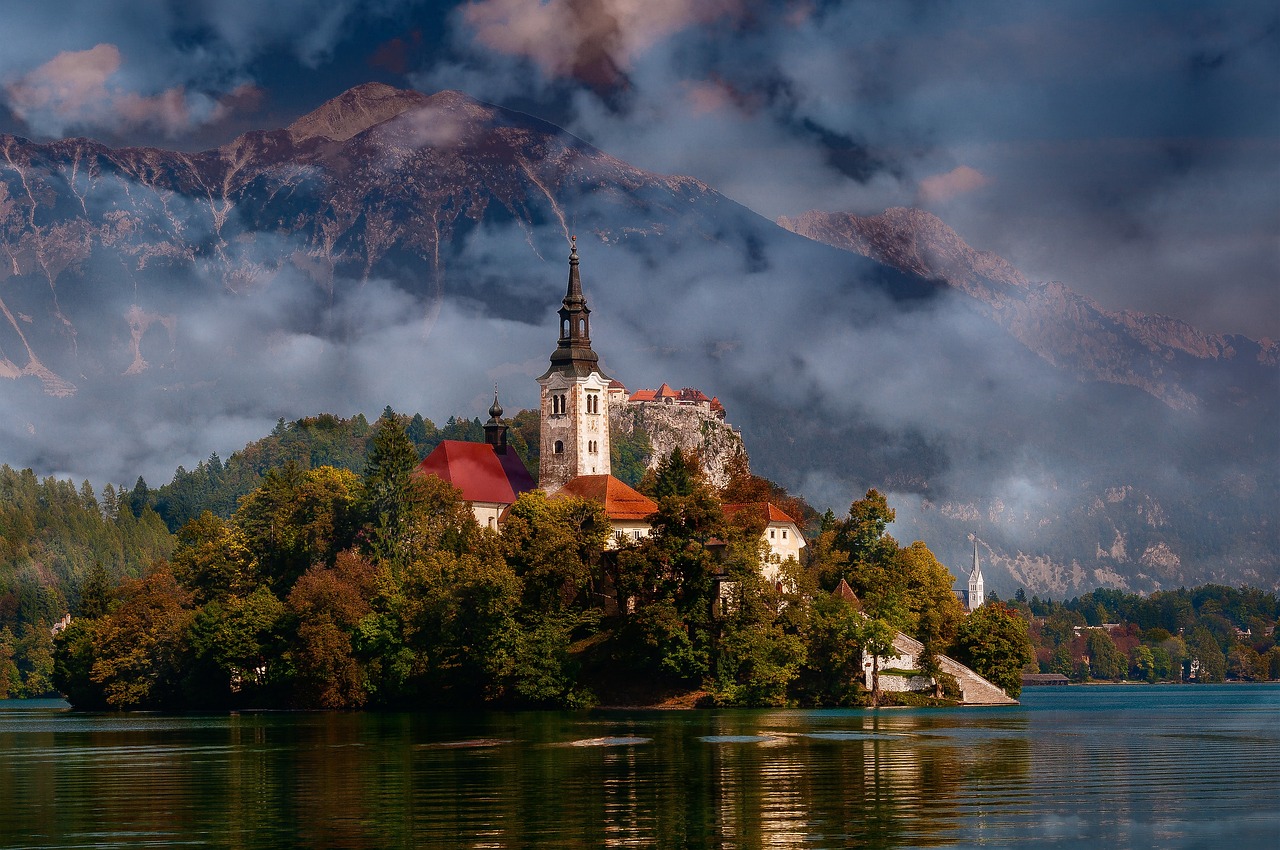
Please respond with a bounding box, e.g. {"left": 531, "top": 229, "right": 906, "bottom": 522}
{"left": 782, "top": 530, "right": 788, "bottom": 540}
{"left": 586, "top": 392, "right": 600, "bottom": 414}
{"left": 769, "top": 529, "right": 775, "bottom": 539}
{"left": 589, "top": 440, "right": 598, "bottom": 453}
{"left": 634, "top": 530, "right": 642, "bottom": 540}
{"left": 615, "top": 530, "right": 626, "bottom": 542}
{"left": 551, "top": 394, "right": 566, "bottom": 415}
{"left": 554, "top": 440, "right": 564, "bottom": 454}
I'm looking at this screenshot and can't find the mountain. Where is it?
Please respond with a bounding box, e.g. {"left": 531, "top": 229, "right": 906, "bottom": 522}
{"left": 778, "top": 207, "right": 1278, "bottom": 412}
{"left": 0, "top": 84, "right": 1274, "bottom": 596}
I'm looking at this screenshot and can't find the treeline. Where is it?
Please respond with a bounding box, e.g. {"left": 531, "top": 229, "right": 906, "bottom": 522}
{"left": 0, "top": 466, "right": 173, "bottom": 697}
{"left": 146, "top": 410, "right": 520, "bottom": 533}
{"left": 49, "top": 413, "right": 1030, "bottom": 710}
{"left": 1010, "top": 585, "right": 1280, "bottom": 682}
{"left": 136, "top": 407, "right": 652, "bottom": 535}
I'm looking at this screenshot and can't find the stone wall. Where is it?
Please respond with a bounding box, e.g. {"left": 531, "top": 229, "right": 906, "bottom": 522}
{"left": 610, "top": 402, "right": 746, "bottom": 488}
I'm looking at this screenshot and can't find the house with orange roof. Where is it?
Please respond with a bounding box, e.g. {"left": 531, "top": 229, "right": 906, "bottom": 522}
{"left": 722, "top": 502, "right": 807, "bottom": 582}
{"left": 551, "top": 474, "right": 658, "bottom": 548}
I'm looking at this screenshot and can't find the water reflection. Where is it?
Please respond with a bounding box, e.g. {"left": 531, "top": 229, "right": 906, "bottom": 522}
{"left": 2, "top": 686, "right": 1278, "bottom": 848}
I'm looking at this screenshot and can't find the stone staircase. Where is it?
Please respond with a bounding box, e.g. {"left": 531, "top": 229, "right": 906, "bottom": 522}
{"left": 890, "top": 631, "right": 1017, "bottom": 705}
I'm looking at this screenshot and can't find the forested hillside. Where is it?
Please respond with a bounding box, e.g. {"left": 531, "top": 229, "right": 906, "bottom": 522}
{"left": 1012, "top": 585, "right": 1280, "bottom": 683}
{"left": 0, "top": 466, "right": 172, "bottom": 696}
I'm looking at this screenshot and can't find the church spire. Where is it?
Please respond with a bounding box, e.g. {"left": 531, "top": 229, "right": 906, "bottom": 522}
{"left": 967, "top": 538, "right": 985, "bottom": 610}
{"left": 545, "top": 236, "right": 606, "bottom": 378}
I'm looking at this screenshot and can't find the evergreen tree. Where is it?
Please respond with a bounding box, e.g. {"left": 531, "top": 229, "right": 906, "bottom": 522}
{"left": 360, "top": 410, "right": 422, "bottom": 564}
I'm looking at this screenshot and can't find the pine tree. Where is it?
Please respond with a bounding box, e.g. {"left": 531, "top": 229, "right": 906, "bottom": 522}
{"left": 360, "top": 410, "right": 422, "bottom": 563}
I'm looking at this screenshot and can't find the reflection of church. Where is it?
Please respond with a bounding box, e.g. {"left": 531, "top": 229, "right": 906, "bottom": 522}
{"left": 416, "top": 238, "right": 805, "bottom": 562}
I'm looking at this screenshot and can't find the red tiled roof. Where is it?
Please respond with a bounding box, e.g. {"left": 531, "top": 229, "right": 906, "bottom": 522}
{"left": 833, "top": 579, "right": 862, "bottom": 608}
{"left": 629, "top": 388, "right": 657, "bottom": 402}
{"left": 415, "top": 441, "right": 534, "bottom": 505}
{"left": 554, "top": 474, "right": 658, "bottom": 521}
{"left": 608, "top": 380, "right": 627, "bottom": 391}
{"left": 722, "top": 502, "right": 801, "bottom": 525}
{"left": 655, "top": 383, "right": 678, "bottom": 399}
{"left": 678, "top": 387, "right": 710, "bottom": 404}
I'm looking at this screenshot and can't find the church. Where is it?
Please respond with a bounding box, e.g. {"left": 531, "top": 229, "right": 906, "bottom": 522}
{"left": 415, "top": 237, "right": 804, "bottom": 563}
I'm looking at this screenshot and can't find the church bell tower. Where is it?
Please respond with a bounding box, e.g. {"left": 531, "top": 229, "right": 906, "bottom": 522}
{"left": 968, "top": 539, "right": 986, "bottom": 611}
{"left": 537, "top": 237, "right": 612, "bottom": 493}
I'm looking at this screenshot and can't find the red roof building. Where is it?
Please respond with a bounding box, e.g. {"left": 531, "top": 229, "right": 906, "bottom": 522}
{"left": 414, "top": 392, "right": 536, "bottom": 530}
{"left": 553, "top": 474, "right": 658, "bottom": 547}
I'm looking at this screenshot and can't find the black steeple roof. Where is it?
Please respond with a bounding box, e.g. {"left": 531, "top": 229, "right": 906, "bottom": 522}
{"left": 540, "top": 237, "right": 611, "bottom": 380}
{"left": 484, "top": 386, "right": 508, "bottom": 451}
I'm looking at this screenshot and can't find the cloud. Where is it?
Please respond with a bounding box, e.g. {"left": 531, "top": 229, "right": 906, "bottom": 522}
{"left": 5, "top": 44, "right": 261, "bottom": 138}
{"left": 918, "top": 165, "right": 989, "bottom": 204}
{"left": 461, "top": 0, "right": 744, "bottom": 88}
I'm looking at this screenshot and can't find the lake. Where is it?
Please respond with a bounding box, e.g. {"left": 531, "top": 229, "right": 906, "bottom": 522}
{"left": 2, "top": 684, "right": 1278, "bottom": 848}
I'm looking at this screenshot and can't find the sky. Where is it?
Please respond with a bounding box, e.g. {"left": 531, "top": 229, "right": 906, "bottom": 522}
{"left": 0, "top": 0, "right": 1276, "bottom": 341}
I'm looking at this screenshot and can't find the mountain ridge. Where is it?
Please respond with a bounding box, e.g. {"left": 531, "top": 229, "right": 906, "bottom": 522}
{"left": 779, "top": 207, "right": 1277, "bottom": 411}
{"left": 0, "top": 83, "right": 1275, "bottom": 596}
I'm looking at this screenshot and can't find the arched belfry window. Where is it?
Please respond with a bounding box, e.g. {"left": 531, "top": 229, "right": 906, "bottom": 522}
{"left": 561, "top": 319, "right": 569, "bottom": 338}
{"left": 554, "top": 440, "right": 564, "bottom": 454}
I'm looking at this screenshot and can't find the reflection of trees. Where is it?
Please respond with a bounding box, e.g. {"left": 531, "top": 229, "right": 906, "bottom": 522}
{"left": 4, "top": 708, "right": 1038, "bottom": 848}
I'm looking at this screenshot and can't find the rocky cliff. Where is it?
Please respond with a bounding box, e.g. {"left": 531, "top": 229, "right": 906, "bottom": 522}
{"left": 610, "top": 402, "right": 745, "bottom": 488}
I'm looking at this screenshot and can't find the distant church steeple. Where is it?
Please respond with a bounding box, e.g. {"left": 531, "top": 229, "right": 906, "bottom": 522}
{"left": 537, "top": 237, "right": 612, "bottom": 493}
{"left": 968, "top": 539, "right": 985, "bottom": 611}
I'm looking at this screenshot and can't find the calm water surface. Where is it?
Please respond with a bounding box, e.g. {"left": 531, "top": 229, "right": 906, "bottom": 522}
{"left": 2, "top": 684, "right": 1278, "bottom": 848}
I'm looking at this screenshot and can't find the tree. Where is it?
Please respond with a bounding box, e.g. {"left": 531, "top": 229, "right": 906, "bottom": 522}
{"left": 89, "top": 569, "right": 195, "bottom": 709}
{"left": 170, "top": 512, "right": 259, "bottom": 603}
{"left": 857, "top": 616, "right": 898, "bottom": 708}
{"left": 712, "top": 615, "right": 806, "bottom": 707}
{"left": 1187, "top": 626, "right": 1226, "bottom": 682}
{"left": 1129, "top": 644, "right": 1157, "bottom": 682}
{"left": 1086, "top": 629, "right": 1125, "bottom": 680}
{"left": 360, "top": 409, "right": 422, "bottom": 563}
{"left": 950, "top": 602, "right": 1034, "bottom": 698}
{"left": 831, "top": 490, "right": 900, "bottom": 601}
{"left": 501, "top": 492, "right": 608, "bottom": 612}
{"left": 284, "top": 551, "right": 378, "bottom": 709}
{"left": 892, "top": 541, "right": 965, "bottom": 651}
{"left": 0, "top": 627, "right": 20, "bottom": 698}
{"left": 17, "top": 621, "right": 55, "bottom": 696}
{"left": 650, "top": 447, "right": 700, "bottom": 499}
{"left": 795, "top": 594, "right": 864, "bottom": 705}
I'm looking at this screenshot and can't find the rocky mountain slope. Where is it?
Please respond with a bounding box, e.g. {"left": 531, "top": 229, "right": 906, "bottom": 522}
{"left": 1, "top": 84, "right": 1274, "bottom": 596}
{"left": 779, "top": 208, "right": 1277, "bottom": 412}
